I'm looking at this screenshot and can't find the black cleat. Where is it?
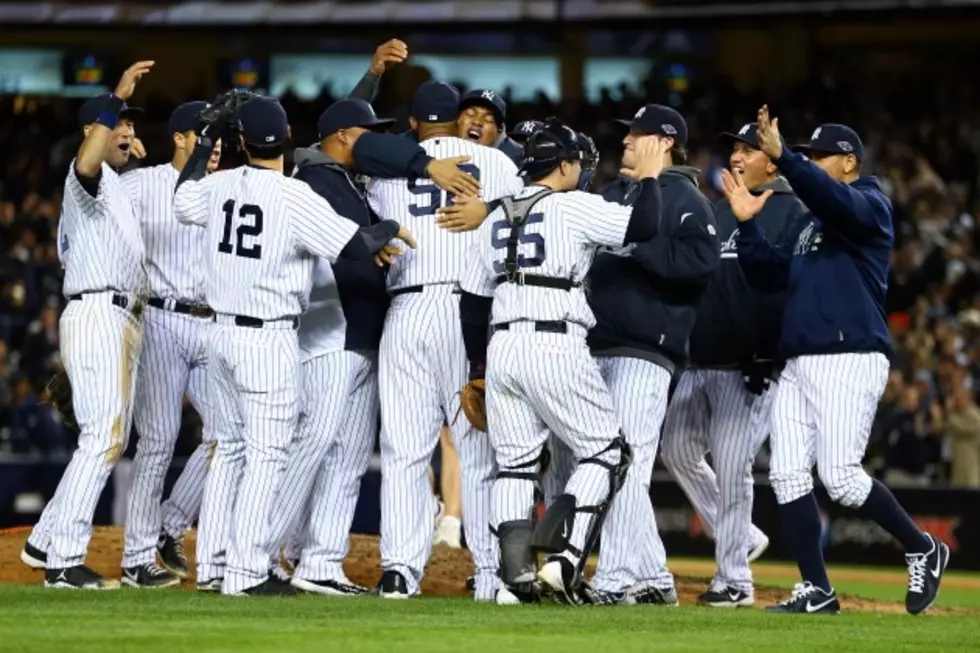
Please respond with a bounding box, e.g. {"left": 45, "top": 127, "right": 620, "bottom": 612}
{"left": 197, "top": 578, "right": 222, "bottom": 592}
{"left": 21, "top": 542, "right": 47, "bottom": 570}
{"left": 156, "top": 533, "right": 190, "bottom": 579}
{"left": 537, "top": 556, "right": 584, "bottom": 605}
{"left": 697, "top": 585, "right": 754, "bottom": 608}
{"left": 905, "top": 533, "right": 950, "bottom": 615}
{"left": 577, "top": 581, "right": 626, "bottom": 606}
{"left": 766, "top": 582, "right": 840, "bottom": 614}
{"left": 291, "top": 576, "right": 369, "bottom": 596}
{"left": 45, "top": 565, "right": 121, "bottom": 590}
{"left": 465, "top": 576, "right": 475, "bottom": 592}
{"left": 624, "top": 583, "right": 679, "bottom": 606}
{"left": 377, "top": 570, "right": 410, "bottom": 599}
{"left": 121, "top": 563, "right": 181, "bottom": 589}
{"left": 243, "top": 575, "right": 299, "bottom": 596}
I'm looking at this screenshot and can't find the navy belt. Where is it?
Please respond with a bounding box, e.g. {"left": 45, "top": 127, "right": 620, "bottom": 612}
{"left": 493, "top": 320, "right": 568, "bottom": 334}
{"left": 389, "top": 284, "right": 462, "bottom": 298}
{"left": 148, "top": 297, "right": 214, "bottom": 318}
{"left": 217, "top": 314, "right": 299, "bottom": 330}
{"left": 68, "top": 292, "right": 129, "bottom": 311}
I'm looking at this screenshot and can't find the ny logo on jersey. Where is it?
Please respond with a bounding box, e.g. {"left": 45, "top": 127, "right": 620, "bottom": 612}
{"left": 738, "top": 123, "right": 752, "bottom": 135}
{"left": 481, "top": 89, "right": 496, "bottom": 102}
{"left": 811, "top": 127, "right": 822, "bottom": 141}
{"left": 794, "top": 221, "right": 823, "bottom": 255}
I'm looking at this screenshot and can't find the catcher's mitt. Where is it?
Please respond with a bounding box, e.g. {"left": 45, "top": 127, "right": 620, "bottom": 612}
{"left": 44, "top": 371, "right": 78, "bottom": 432}
{"left": 459, "top": 379, "right": 487, "bottom": 432}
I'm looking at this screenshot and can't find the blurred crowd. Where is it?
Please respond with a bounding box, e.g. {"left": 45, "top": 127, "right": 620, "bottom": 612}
{"left": 1, "top": 53, "right": 979, "bottom": 486}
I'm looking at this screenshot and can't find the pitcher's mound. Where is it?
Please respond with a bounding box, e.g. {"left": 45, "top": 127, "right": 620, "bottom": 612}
{"left": 0, "top": 526, "right": 938, "bottom": 613}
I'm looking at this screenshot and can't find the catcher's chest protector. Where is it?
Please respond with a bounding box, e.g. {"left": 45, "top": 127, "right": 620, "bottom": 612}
{"left": 499, "top": 190, "right": 556, "bottom": 282}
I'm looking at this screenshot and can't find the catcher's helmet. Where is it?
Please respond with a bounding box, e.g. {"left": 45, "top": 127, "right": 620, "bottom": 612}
{"left": 577, "top": 131, "right": 599, "bottom": 191}
{"left": 519, "top": 118, "right": 591, "bottom": 180}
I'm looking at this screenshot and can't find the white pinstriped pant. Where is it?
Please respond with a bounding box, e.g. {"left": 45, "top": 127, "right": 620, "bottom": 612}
{"left": 28, "top": 292, "right": 143, "bottom": 568}
{"left": 199, "top": 320, "right": 301, "bottom": 595}
{"left": 590, "top": 356, "right": 674, "bottom": 593}
{"left": 770, "top": 353, "right": 888, "bottom": 508}
{"left": 378, "top": 287, "right": 497, "bottom": 599}
{"left": 268, "top": 350, "right": 378, "bottom": 582}
{"left": 121, "top": 305, "right": 216, "bottom": 567}
{"left": 660, "top": 369, "right": 772, "bottom": 590}
{"left": 486, "top": 324, "right": 625, "bottom": 572}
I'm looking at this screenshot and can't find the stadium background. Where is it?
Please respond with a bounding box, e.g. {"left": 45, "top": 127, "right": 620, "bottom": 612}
{"left": 1, "top": 0, "right": 979, "bottom": 568}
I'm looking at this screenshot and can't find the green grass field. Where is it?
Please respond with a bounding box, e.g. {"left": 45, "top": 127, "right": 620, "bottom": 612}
{"left": 1, "top": 562, "right": 978, "bottom": 653}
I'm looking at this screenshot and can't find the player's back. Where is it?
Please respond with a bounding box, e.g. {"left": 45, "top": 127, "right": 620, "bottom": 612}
{"left": 368, "top": 136, "right": 521, "bottom": 290}
{"left": 473, "top": 186, "right": 632, "bottom": 329}
{"left": 192, "top": 167, "right": 319, "bottom": 320}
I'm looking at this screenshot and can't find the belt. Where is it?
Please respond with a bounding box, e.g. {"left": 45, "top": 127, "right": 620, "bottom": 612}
{"left": 148, "top": 297, "right": 214, "bottom": 318}
{"left": 493, "top": 320, "right": 568, "bottom": 334}
{"left": 389, "top": 284, "right": 462, "bottom": 298}
{"left": 214, "top": 314, "right": 299, "bottom": 330}
{"left": 68, "top": 292, "right": 131, "bottom": 312}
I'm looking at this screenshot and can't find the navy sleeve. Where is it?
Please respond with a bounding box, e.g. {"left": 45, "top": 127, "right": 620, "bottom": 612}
{"left": 348, "top": 71, "right": 381, "bottom": 103}
{"left": 735, "top": 216, "right": 801, "bottom": 293}
{"left": 351, "top": 132, "right": 432, "bottom": 179}
{"left": 631, "top": 201, "right": 720, "bottom": 283}
{"left": 175, "top": 139, "right": 213, "bottom": 191}
{"left": 775, "top": 150, "right": 891, "bottom": 245}
{"left": 459, "top": 291, "right": 492, "bottom": 370}
{"left": 622, "top": 178, "right": 661, "bottom": 244}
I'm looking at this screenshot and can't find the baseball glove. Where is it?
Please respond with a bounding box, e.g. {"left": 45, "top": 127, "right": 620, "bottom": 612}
{"left": 44, "top": 371, "right": 78, "bottom": 432}
{"left": 459, "top": 379, "right": 487, "bottom": 432}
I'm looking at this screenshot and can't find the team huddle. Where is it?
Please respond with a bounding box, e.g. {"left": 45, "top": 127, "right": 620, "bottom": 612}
{"left": 21, "top": 40, "right": 951, "bottom": 614}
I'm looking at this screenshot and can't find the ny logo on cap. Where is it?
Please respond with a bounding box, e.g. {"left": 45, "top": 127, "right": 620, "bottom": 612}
{"left": 519, "top": 122, "right": 535, "bottom": 133}
{"left": 662, "top": 124, "right": 677, "bottom": 135}
{"left": 738, "top": 123, "right": 752, "bottom": 135}
{"left": 635, "top": 107, "right": 646, "bottom": 119}
{"left": 837, "top": 141, "right": 853, "bottom": 152}
{"left": 811, "top": 127, "right": 822, "bottom": 140}
{"left": 481, "top": 90, "right": 496, "bottom": 101}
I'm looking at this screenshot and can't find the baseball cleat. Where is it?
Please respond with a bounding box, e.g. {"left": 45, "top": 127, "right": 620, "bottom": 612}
{"left": 624, "top": 583, "right": 679, "bottom": 606}
{"left": 20, "top": 543, "right": 47, "bottom": 570}
{"left": 537, "top": 556, "right": 582, "bottom": 605}
{"left": 496, "top": 582, "right": 541, "bottom": 605}
{"left": 766, "top": 582, "right": 840, "bottom": 614}
{"left": 465, "top": 576, "right": 476, "bottom": 592}
{"left": 121, "top": 563, "right": 181, "bottom": 589}
{"left": 697, "top": 585, "right": 754, "bottom": 608}
{"left": 197, "top": 578, "right": 222, "bottom": 592}
{"left": 748, "top": 534, "right": 770, "bottom": 563}
{"left": 577, "top": 582, "right": 626, "bottom": 606}
{"left": 243, "top": 575, "right": 299, "bottom": 596}
{"left": 433, "top": 515, "right": 462, "bottom": 548}
{"left": 292, "top": 576, "right": 369, "bottom": 597}
{"left": 905, "top": 533, "right": 950, "bottom": 615}
{"left": 156, "top": 533, "right": 190, "bottom": 579}
{"left": 45, "top": 565, "right": 121, "bottom": 590}
{"left": 377, "top": 570, "right": 411, "bottom": 599}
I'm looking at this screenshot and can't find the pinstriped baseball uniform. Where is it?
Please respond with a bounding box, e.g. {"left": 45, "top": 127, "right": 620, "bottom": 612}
{"left": 267, "top": 257, "right": 380, "bottom": 586}
{"left": 28, "top": 161, "right": 146, "bottom": 569}
{"left": 175, "top": 166, "right": 359, "bottom": 595}
{"left": 367, "top": 136, "right": 523, "bottom": 599}
{"left": 118, "top": 163, "right": 217, "bottom": 570}
{"left": 460, "top": 186, "right": 633, "bottom": 571}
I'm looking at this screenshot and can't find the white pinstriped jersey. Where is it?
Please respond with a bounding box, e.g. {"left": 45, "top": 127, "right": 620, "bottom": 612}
{"left": 121, "top": 164, "right": 206, "bottom": 304}
{"left": 174, "top": 166, "right": 359, "bottom": 320}
{"left": 459, "top": 185, "right": 631, "bottom": 329}
{"left": 57, "top": 161, "right": 146, "bottom": 297}
{"left": 297, "top": 258, "right": 346, "bottom": 360}
{"left": 367, "top": 136, "right": 523, "bottom": 290}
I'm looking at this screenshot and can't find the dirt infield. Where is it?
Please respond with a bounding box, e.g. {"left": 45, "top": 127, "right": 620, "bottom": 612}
{"left": 0, "top": 526, "right": 960, "bottom": 613}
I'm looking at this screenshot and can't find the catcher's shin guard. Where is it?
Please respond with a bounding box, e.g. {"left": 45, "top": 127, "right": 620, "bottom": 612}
{"left": 495, "top": 520, "right": 538, "bottom": 585}
{"left": 529, "top": 435, "right": 632, "bottom": 574}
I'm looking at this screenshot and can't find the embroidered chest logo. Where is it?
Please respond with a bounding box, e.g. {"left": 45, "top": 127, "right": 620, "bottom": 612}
{"left": 720, "top": 229, "right": 738, "bottom": 255}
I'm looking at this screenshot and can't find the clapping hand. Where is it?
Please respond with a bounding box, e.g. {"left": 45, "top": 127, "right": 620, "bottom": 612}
{"left": 720, "top": 169, "right": 772, "bottom": 222}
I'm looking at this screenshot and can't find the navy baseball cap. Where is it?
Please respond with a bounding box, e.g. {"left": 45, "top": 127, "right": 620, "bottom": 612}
{"left": 791, "top": 123, "right": 864, "bottom": 160}
{"left": 616, "top": 104, "right": 688, "bottom": 147}
{"left": 168, "top": 101, "right": 209, "bottom": 134}
{"left": 77, "top": 93, "right": 143, "bottom": 128}
{"left": 720, "top": 122, "right": 762, "bottom": 149}
{"left": 510, "top": 120, "right": 543, "bottom": 143}
{"left": 411, "top": 81, "right": 460, "bottom": 123}
{"left": 459, "top": 89, "right": 506, "bottom": 126}
{"left": 237, "top": 97, "right": 288, "bottom": 147}
{"left": 317, "top": 99, "right": 395, "bottom": 140}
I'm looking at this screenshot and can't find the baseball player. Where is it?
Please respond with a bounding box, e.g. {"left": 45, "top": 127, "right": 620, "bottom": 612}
{"left": 174, "top": 96, "right": 414, "bottom": 596}
{"left": 458, "top": 120, "right": 664, "bottom": 605}
{"left": 366, "top": 81, "right": 524, "bottom": 601}
{"left": 116, "top": 101, "right": 222, "bottom": 589}
{"left": 263, "top": 98, "right": 396, "bottom": 596}
{"left": 457, "top": 89, "right": 524, "bottom": 163}
{"left": 729, "top": 107, "right": 948, "bottom": 615}
{"left": 659, "top": 121, "right": 805, "bottom": 607}
{"left": 20, "top": 62, "right": 153, "bottom": 590}
{"left": 581, "top": 106, "right": 721, "bottom": 606}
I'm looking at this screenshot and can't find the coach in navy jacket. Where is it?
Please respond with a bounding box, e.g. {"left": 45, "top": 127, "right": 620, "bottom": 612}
{"left": 293, "top": 99, "right": 393, "bottom": 351}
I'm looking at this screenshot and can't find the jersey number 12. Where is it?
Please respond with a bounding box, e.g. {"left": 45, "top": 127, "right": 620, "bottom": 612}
{"left": 219, "top": 199, "right": 263, "bottom": 259}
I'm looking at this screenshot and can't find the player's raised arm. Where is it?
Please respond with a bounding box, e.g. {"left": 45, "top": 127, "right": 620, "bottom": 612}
{"left": 347, "top": 39, "right": 408, "bottom": 103}
{"left": 175, "top": 91, "right": 247, "bottom": 192}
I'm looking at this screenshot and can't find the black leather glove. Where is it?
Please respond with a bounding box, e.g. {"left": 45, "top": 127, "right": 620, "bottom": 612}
{"left": 197, "top": 89, "right": 260, "bottom": 139}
